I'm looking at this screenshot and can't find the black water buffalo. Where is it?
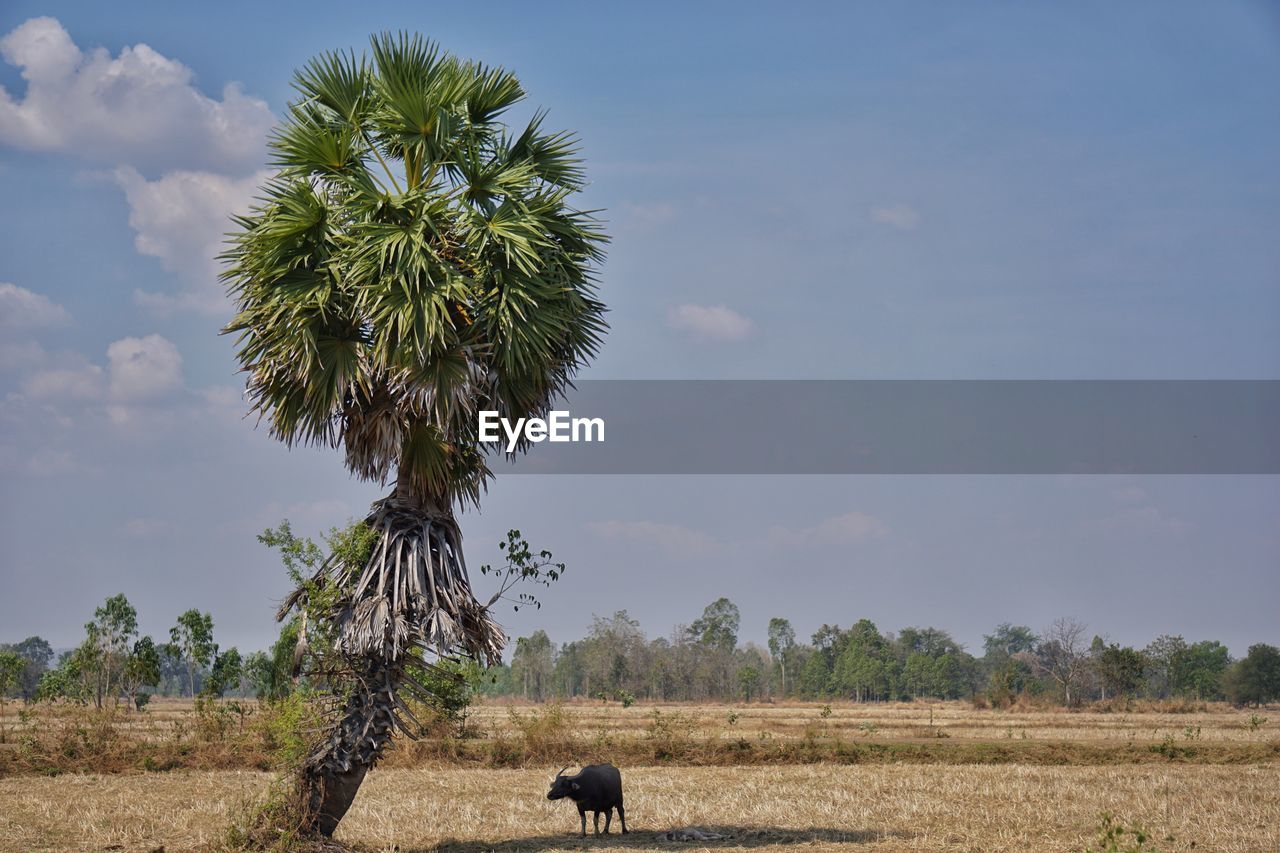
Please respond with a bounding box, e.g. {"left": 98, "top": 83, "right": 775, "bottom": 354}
{"left": 546, "top": 763, "right": 628, "bottom": 837}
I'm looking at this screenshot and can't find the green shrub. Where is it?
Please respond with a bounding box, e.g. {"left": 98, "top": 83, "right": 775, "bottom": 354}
{"left": 256, "top": 692, "right": 323, "bottom": 768}
{"left": 644, "top": 708, "right": 696, "bottom": 761}
{"left": 508, "top": 702, "right": 572, "bottom": 759}
{"left": 1087, "top": 812, "right": 1166, "bottom": 852}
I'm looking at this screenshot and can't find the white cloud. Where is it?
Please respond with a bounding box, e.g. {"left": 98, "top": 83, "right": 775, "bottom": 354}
{"left": 23, "top": 361, "right": 103, "bottom": 399}
{"left": 105, "top": 404, "right": 135, "bottom": 427}
{"left": 589, "top": 519, "right": 721, "bottom": 557}
{"left": 0, "top": 17, "right": 273, "bottom": 174}
{"left": 769, "top": 511, "right": 889, "bottom": 547}
{"left": 15, "top": 333, "right": 184, "bottom": 420}
{"left": 106, "top": 334, "right": 183, "bottom": 400}
{"left": 0, "top": 18, "right": 275, "bottom": 315}
{"left": 200, "top": 385, "right": 244, "bottom": 408}
{"left": 870, "top": 204, "right": 921, "bottom": 231}
{"left": 114, "top": 166, "right": 267, "bottom": 315}
{"left": 197, "top": 385, "right": 250, "bottom": 426}
{"left": 666, "top": 304, "right": 754, "bottom": 342}
{"left": 0, "top": 282, "right": 70, "bottom": 329}
{"left": 0, "top": 340, "right": 48, "bottom": 372}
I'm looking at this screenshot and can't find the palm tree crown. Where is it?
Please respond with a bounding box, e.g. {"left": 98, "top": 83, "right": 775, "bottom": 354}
{"left": 223, "top": 32, "right": 607, "bottom": 508}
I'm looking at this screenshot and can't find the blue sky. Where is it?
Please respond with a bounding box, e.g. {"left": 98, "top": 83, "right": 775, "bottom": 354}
{"left": 1, "top": 3, "right": 1277, "bottom": 656}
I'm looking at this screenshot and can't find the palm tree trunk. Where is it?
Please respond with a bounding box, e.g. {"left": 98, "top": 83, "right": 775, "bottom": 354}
{"left": 299, "top": 654, "right": 398, "bottom": 836}
{"left": 290, "top": 488, "right": 505, "bottom": 838}
{"left": 303, "top": 765, "right": 369, "bottom": 836}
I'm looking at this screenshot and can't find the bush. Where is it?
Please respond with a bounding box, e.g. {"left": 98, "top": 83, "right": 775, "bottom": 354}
{"left": 508, "top": 702, "right": 571, "bottom": 757}
{"left": 644, "top": 708, "right": 696, "bottom": 761}
{"left": 1087, "top": 811, "right": 1166, "bottom": 852}
{"left": 222, "top": 775, "right": 313, "bottom": 851}
{"left": 409, "top": 657, "right": 486, "bottom": 736}
{"left": 256, "top": 693, "right": 324, "bottom": 769}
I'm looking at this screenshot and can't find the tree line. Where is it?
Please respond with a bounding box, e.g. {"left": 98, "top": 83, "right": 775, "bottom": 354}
{"left": 4, "top": 594, "right": 1279, "bottom": 710}
{"left": 491, "top": 600, "right": 1280, "bottom": 707}
{"left": 0, "top": 593, "right": 271, "bottom": 709}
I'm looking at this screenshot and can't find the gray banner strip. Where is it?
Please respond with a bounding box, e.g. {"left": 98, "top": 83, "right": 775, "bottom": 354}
{"left": 484, "top": 381, "right": 1280, "bottom": 474}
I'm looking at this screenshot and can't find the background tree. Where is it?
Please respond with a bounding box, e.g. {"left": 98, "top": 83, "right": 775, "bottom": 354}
{"left": 689, "top": 598, "right": 741, "bottom": 652}
{"left": 583, "top": 611, "right": 644, "bottom": 698}
{"left": 644, "top": 637, "right": 676, "bottom": 700}
{"left": 980, "top": 624, "right": 1042, "bottom": 705}
{"left": 205, "top": 647, "right": 244, "bottom": 697}
{"left": 983, "top": 623, "right": 1039, "bottom": 659}
{"left": 832, "top": 619, "right": 893, "bottom": 701}
{"left": 1031, "top": 618, "right": 1090, "bottom": 706}
{"left": 737, "top": 664, "right": 761, "bottom": 702}
{"left": 984, "top": 656, "right": 1038, "bottom": 706}
{"left": 243, "top": 620, "right": 303, "bottom": 701}
{"left": 553, "top": 640, "right": 588, "bottom": 698}
{"left": 121, "top": 636, "right": 162, "bottom": 711}
{"left": 1223, "top": 644, "right": 1280, "bottom": 706}
{"left": 2, "top": 637, "right": 53, "bottom": 702}
{"left": 797, "top": 624, "right": 842, "bottom": 697}
{"left": 169, "top": 610, "right": 215, "bottom": 698}
{"left": 0, "top": 651, "right": 22, "bottom": 741}
{"left": 243, "top": 651, "right": 278, "bottom": 701}
{"left": 1177, "top": 641, "right": 1231, "bottom": 700}
{"left": 85, "top": 594, "right": 139, "bottom": 708}
{"left": 37, "top": 644, "right": 94, "bottom": 704}
{"left": 1143, "top": 634, "right": 1188, "bottom": 699}
{"left": 688, "top": 598, "right": 740, "bottom": 697}
{"left": 510, "top": 629, "right": 554, "bottom": 700}
{"left": 1094, "top": 644, "right": 1146, "bottom": 700}
{"left": 767, "top": 617, "right": 796, "bottom": 695}
{"left": 223, "top": 31, "right": 605, "bottom": 835}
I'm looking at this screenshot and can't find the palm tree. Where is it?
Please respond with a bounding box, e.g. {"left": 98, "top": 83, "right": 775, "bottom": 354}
{"left": 221, "top": 32, "right": 606, "bottom": 836}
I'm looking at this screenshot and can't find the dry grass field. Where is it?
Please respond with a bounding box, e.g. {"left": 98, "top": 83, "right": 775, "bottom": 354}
{"left": 462, "top": 699, "right": 1276, "bottom": 744}
{"left": 8, "top": 696, "right": 1270, "bottom": 745}
{"left": 2, "top": 764, "right": 1278, "bottom": 852}
{"left": 1, "top": 700, "right": 1277, "bottom": 851}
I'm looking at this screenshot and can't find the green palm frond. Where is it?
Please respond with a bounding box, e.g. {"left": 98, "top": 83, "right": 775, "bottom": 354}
{"left": 221, "top": 32, "right": 608, "bottom": 507}
{"left": 293, "top": 48, "right": 370, "bottom": 121}
{"left": 506, "top": 109, "right": 586, "bottom": 189}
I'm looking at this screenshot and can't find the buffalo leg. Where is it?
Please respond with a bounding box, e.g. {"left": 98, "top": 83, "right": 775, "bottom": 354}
{"left": 593, "top": 811, "right": 601, "bottom": 835}
{"left": 619, "top": 804, "right": 628, "bottom": 834}
{"left": 604, "top": 808, "right": 612, "bottom": 834}
{"left": 578, "top": 807, "right": 587, "bottom": 838}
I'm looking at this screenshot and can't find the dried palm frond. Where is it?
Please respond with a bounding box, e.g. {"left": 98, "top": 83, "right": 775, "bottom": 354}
{"left": 279, "top": 493, "right": 504, "bottom": 782}
{"left": 333, "top": 495, "right": 505, "bottom": 664}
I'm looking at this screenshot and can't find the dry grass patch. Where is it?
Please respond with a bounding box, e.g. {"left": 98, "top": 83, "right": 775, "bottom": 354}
{"left": 0, "top": 769, "right": 267, "bottom": 851}
{"left": 465, "top": 700, "right": 1275, "bottom": 745}
{"left": 3, "top": 700, "right": 1276, "bottom": 775}
{"left": 2, "top": 764, "right": 1278, "bottom": 852}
